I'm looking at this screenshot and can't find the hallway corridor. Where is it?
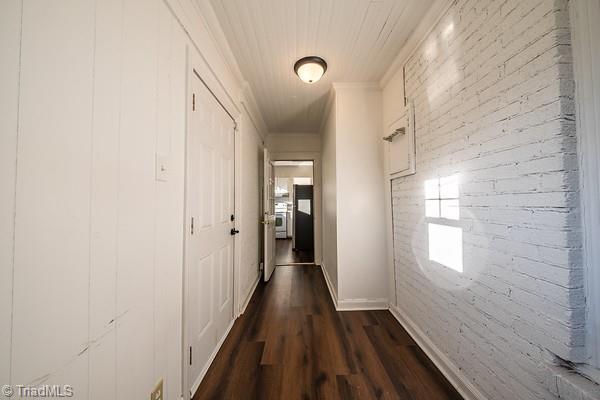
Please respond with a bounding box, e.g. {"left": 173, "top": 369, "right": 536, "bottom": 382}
{"left": 194, "top": 265, "right": 461, "bottom": 400}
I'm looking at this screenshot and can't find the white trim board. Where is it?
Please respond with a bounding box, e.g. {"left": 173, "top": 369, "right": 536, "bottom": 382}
{"left": 336, "top": 299, "right": 388, "bottom": 311}
{"left": 570, "top": 0, "right": 600, "bottom": 369}
{"left": 389, "top": 305, "right": 488, "bottom": 400}
{"left": 240, "top": 83, "right": 268, "bottom": 140}
{"left": 317, "top": 89, "right": 336, "bottom": 134}
{"left": 164, "top": 0, "right": 240, "bottom": 118}
{"left": 270, "top": 151, "right": 323, "bottom": 265}
{"left": 238, "top": 275, "right": 260, "bottom": 317}
{"left": 320, "top": 263, "right": 338, "bottom": 309}
{"left": 320, "top": 264, "right": 388, "bottom": 311}
{"left": 332, "top": 82, "right": 381, "bottom": 91}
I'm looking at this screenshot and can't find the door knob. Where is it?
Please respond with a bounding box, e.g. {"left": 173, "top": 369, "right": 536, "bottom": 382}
{"left": 230, "top": 228, "right": 240, "bottom": 235}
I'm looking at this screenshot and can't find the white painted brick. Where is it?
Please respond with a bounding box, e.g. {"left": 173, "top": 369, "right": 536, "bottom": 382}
{"left": 388, "top": 0, "right": 583, "bottom": 398}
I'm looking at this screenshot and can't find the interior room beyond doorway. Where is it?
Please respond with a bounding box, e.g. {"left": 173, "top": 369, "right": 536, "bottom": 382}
{"left": 273, "top": 161, "right": 315, "bottom": 265}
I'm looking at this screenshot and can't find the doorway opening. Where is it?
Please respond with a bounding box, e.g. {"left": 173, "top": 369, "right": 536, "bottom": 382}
{"left": 272, "top": 161, "right": 315, "bottom": 265}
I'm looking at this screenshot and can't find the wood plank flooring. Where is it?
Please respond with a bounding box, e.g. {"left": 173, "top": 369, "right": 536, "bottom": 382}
{"left": 275, "top": 238, "right": 314, "bottom": 264}
{"left": 194, "top": 265, "right": 462, "bottom": 400}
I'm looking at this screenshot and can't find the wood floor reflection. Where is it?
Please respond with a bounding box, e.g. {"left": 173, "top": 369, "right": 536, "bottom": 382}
{"left": 275, "top": 238, "right": 314, "bottom": 265}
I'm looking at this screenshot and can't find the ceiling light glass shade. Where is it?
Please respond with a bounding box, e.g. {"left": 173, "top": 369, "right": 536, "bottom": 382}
{"left": 294, "top": 56, "right": 327, "bottom": 84}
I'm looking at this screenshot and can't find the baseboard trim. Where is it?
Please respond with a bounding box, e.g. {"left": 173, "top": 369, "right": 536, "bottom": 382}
{"left": 320, "top": 265, "right": 389, "bottom": 311}
{"left": 320, "top": 263, "right": 338, "bottom": 309}
{"left": 239, "top": 275, "right": 260, "bottom": 316}
{"left": 388, "top": 305, "right": 488, "bottom": 400}
{"left": 337, "top": 298, "right": 389, "bottom": 311}
{"left": 189, "top": 318, "right": 235, "bottom": 398}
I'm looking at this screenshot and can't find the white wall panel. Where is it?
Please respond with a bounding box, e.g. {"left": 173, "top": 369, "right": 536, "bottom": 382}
{"left": 115, "top": 0, "right": 160, "bottom": 397}
{"left": 88, "top": 0, "right": 123, "bottom": 397}
{"left": 335, "top": 86, "right": 388, "bottom": 303}
{"left": 265, "top": 133, "right": 321, "bottom": 153}
{"left": 154, "top": 4, "right": 187, "bottom": 399}
{"left": 273, "top": 165, "right": 313, "bottom": 179}
{"left": 0, "top": 0, "right": 22, "bottom": 386}
{"left": 320, "top": 86, "right": 390, "bottom": 307}
{"left": 87, "top": 2, "right": 188, "bottom": 398}
{"left": 3, "top": 1, "right": 264, "bottom": 398}
{"left": 321, "top": 100, "right": 338, "bottom": 295}
{"left": 238, "top": 109, "right": 263, "bottom": 311}
{"left": 11, "top": 1, "right": 95, "bottom": 393}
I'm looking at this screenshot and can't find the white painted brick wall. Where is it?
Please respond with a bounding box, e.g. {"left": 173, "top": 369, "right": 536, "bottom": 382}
{"left": 390, "top": 0, "right": 582, "bottom": 399}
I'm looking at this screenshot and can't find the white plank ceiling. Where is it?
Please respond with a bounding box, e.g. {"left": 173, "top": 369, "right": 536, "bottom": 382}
{"left": 208, "top": 0, "right": 434, "bottom": 133}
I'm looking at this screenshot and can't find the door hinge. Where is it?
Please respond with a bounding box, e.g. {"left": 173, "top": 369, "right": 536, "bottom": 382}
{"left": 191, "top": 217, "right": 194, "bottom": 235}
{"left": 192, "top": 93, "right": 196, "bottom": 111}
{"left": 189, "top": 346, "right": 192, "bottom": 365}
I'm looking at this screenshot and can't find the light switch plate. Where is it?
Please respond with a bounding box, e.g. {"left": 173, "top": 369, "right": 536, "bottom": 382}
{"left": 151, "top": 379, "right": 163, "bottom": 400}
{"left": 155, "top": 153, "right": 168, "bottom": 182}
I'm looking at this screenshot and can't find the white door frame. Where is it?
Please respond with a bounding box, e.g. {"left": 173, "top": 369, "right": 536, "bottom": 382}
{"left": 181, "top": 47, "right": 241, "bottom": 400}
{"left": 570, "top": 0, "right": 600, "bottom": 370}
{"left": 263, "top": 149, "right": 276, "bottom": 281}
{"left": 269, "top": 151, "right": 322, "bottom": 266}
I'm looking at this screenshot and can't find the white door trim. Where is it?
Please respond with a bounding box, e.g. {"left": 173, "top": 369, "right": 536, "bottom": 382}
{"left": 269, "top": 151, "right": 322, "bottom": 266}
{"left": 570, "top": 0, "right": 600, "bottom": 369}
{"left": 181, "top": 47, "right": 240, "bottom": 400}
{"left": 263, "top": 149, "right": 276, "bottom": 281}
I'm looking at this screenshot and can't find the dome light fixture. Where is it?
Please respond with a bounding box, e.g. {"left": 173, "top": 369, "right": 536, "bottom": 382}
{"left": 294, "top": 56, "right": 327, "bottom": 84}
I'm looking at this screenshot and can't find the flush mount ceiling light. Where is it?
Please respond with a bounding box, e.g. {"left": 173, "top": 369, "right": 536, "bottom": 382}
{"left": 294, "top": 56, "right": 327, "bottom": 84}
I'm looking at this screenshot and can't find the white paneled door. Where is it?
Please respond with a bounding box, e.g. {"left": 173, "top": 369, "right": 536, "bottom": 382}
{"left": 186, "top": 70, "right": 236, "bottom": 397}
{"left": 263, "top": 149, "right": 276, "bottom": 281}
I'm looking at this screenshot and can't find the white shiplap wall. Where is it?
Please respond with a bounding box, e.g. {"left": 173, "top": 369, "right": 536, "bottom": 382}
{"left": 0, "top": 0, "right": 265, "bottom": 399}
{"left": 5, "top": 2, "right": 187, "bottom": 398}
{"left": 13, "top": 1, "right": 98, "bottom": 394}
{"left": 0, "top": 0, "right": 22, "bottom": 385}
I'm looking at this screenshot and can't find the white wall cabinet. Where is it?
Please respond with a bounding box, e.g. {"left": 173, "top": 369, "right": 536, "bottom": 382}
{"left": 386, "top": 102, "right": 416, "bottom": 179}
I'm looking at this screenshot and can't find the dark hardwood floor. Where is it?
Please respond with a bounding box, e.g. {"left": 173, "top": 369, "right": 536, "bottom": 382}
{"left": 275, "top": 238, "right": 314, "bottom": 264}
{"left": 194, "top": 265, "right": 462, "bottom": 400}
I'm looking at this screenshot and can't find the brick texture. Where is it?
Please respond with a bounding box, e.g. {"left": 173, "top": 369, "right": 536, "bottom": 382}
{"left": 390, "top": 1, "right": 582, "bottom": 399}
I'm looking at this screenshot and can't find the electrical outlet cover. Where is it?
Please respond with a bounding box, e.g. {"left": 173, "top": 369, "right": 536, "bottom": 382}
{"left": 151, "top": 379, "right": 163, "bottom": 400}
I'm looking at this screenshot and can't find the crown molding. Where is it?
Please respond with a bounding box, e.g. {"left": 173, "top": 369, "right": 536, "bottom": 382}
{"left": 267, "top": 132, "right": 320, "bottom": 136}
{"left": 331, "top": 82, "right": 381, "bottom": 90}
{"left": 317, "top": 87, "right": 336, "bottom": 134}
{"left": 380, "top": 0, "right": 454, "bottom": 87}
{"left": 192, "top": 0, "right": 245, "bottom": 90}
{"left": 190, "top": 0, "right": 268, "bottom": 138}
{"left": 240, "top": 82, "right": 268, "bottom": 139}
